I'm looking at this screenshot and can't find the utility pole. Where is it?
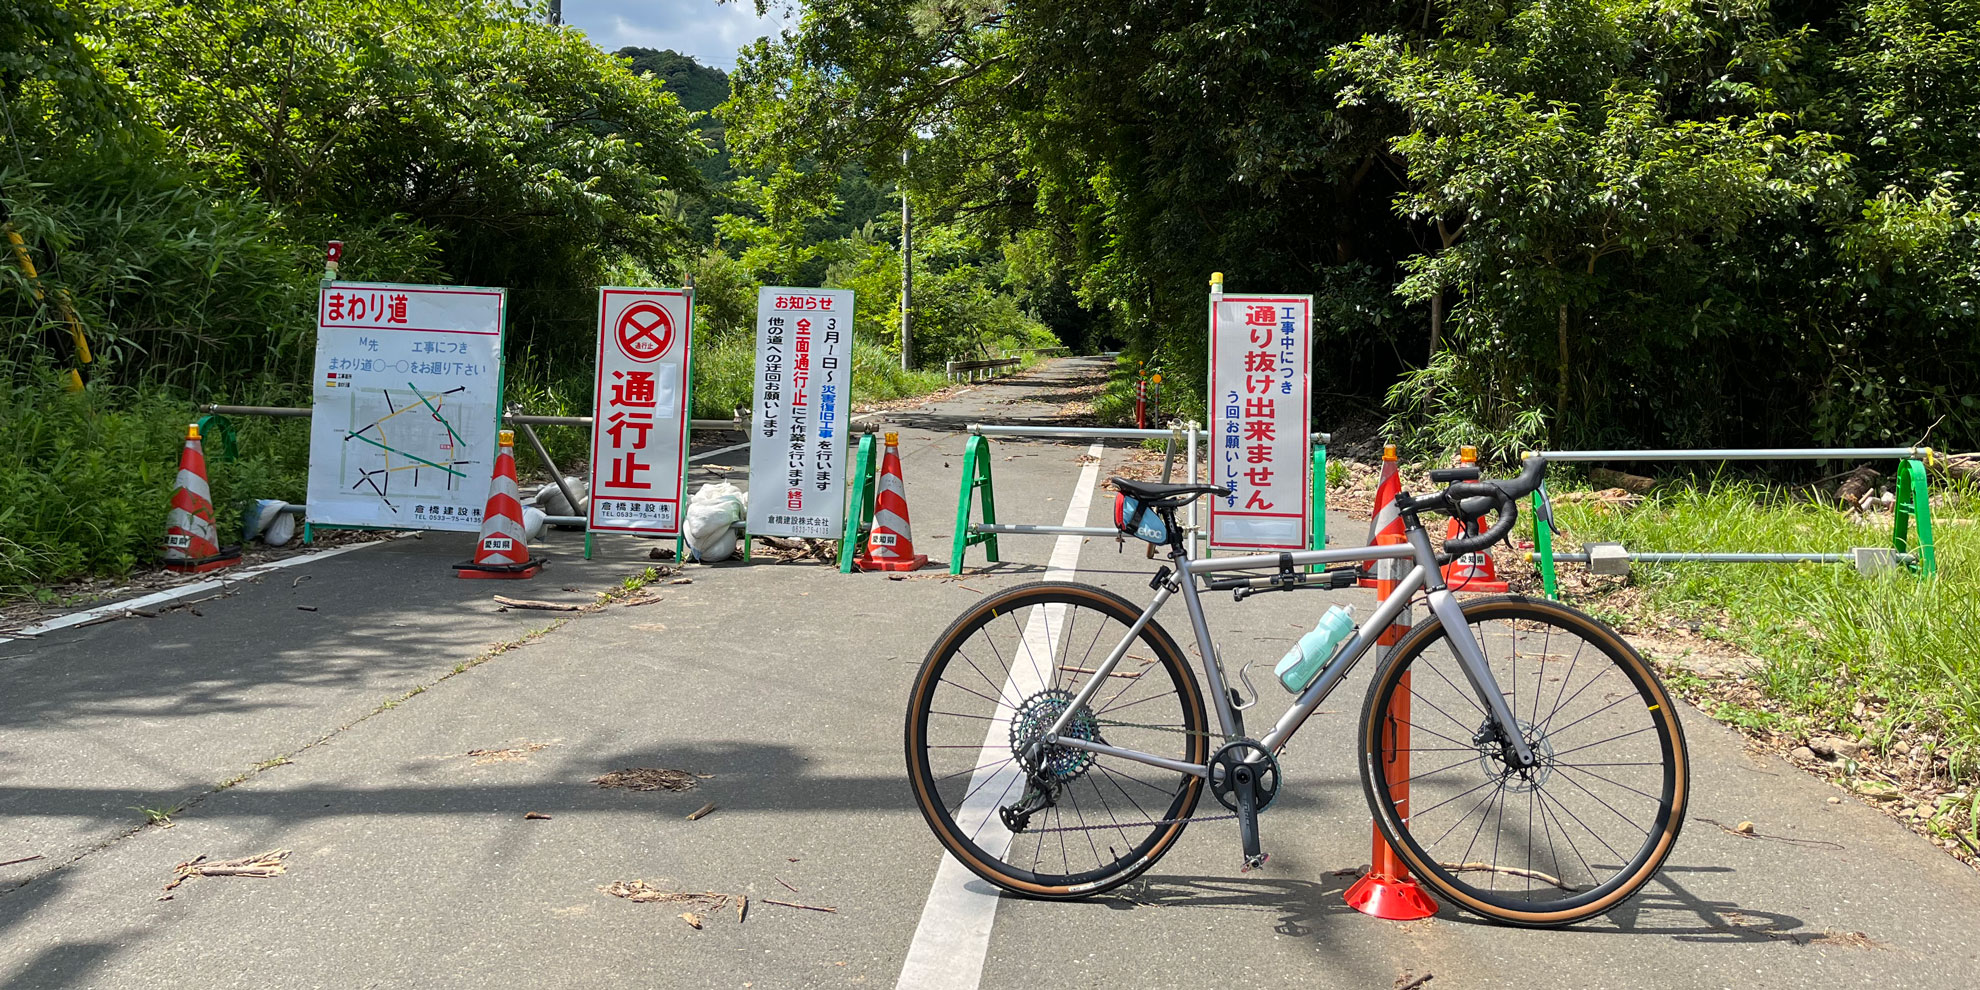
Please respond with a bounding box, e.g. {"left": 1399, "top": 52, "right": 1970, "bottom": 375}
{"left": 900, "top": 146, "right": 913, "bottom": 371}
{"left": 548, "top": 0, "right": 562, "bottom": 26}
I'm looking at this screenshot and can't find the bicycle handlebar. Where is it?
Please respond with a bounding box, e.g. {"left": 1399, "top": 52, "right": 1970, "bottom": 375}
{"left": 1401, "top": 455, "right": 1548, "bottom": 556}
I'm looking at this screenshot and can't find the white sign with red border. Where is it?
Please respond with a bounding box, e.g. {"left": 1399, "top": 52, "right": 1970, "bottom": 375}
{"left": 745, "top": 287, "right": 854, "bottom": 539}
{"left": 1207, "top": 294, "right": 1312, "bottom": 550}
{"left": 589, "top": 288, "right": 693, "bottom": 536}
{"left": 306, "top": 281, "right": 506, "bottom": 532}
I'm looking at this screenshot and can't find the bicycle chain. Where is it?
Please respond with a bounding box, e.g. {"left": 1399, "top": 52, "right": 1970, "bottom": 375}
{"left": 1015, "top": 811, "right": 1239, "bottom": 834}
{"left": 1015, "top": 720, "right": 1243, "bottom": 834}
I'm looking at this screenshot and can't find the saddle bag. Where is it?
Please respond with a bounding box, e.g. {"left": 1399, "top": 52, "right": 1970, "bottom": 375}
{"left": 1113, "top": 493, "right": 1169, "bottom": 545}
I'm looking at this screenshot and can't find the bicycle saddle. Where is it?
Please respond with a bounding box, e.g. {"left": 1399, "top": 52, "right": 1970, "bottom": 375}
{"left": 1109, "top": 478, "right": 1233, "bottom": 507}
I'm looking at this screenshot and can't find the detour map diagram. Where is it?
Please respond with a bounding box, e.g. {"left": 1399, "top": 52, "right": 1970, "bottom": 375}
{"left": 325, "top": 384, "right": 495, "bottom": 530}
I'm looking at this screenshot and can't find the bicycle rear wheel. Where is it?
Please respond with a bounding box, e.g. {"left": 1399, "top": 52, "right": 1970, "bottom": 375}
{"left": 905, "top": 581, "right": 1209, "bottom": 898}
{"left": 1359, "top": 596, "right": 1688, "bottom": 926}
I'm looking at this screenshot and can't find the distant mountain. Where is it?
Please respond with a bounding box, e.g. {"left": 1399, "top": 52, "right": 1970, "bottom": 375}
{"left": 615, "top": 47, "right": 730, "bottom": 116}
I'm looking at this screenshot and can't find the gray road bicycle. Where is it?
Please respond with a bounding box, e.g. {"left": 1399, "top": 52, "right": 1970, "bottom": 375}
{"left": 905, "top": 457, "right": 1689, "bottom": 927}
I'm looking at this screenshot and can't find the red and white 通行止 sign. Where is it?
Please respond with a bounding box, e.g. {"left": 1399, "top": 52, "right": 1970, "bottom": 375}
{"left": 1207, "top": 294, "right": 1312, "bottom": 550}
{"left": 589, "top": 288, "right": 693, "bottom": 536}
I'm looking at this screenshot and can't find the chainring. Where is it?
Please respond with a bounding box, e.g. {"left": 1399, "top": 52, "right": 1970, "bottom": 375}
{"left": 1208, "top": 739, "right": 1281, "bottom": 813}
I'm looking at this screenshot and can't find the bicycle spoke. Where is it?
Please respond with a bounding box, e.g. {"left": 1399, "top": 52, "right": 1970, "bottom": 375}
{"left": 1551, "top": 762, "right": 1664, "bottom": 804}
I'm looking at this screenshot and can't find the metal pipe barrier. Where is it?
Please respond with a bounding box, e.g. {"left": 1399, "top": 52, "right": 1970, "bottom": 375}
{"left": 198, "top": 404, "right": 751, "bottom": 433}
{"left": 1527, "top": 446, "right": 1938, "bottom": 597}
{"left": 969, "top": 424, "right": 1330, "bottom": 444}
{"left": 197, "top": 403, "right": 750, "bottom": 550}
{"left": 1537, "top": 447, "right": 1934, "bottom": 463}
{"left": 951, "top": 423, "right": 1332, "bottom": 572}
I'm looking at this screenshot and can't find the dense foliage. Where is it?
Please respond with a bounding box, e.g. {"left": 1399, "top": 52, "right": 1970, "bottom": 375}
{"left": 0, "top": 2, "right": 1052, "bottom": 591}
{"left": 727, "top": 0, "right": 1980, "bottom": 456}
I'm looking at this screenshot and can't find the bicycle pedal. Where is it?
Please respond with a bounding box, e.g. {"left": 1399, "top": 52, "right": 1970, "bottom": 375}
{"left": 1241, "top": 852, "right": 1270, "bottom": 873}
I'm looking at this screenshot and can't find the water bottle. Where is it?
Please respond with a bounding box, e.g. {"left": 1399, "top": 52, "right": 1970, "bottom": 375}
{"left": 1274, "top": 605, "right": 1356, "bottom": 693}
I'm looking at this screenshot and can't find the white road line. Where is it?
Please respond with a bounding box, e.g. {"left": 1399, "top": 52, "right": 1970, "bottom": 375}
{"left": 688, "top": 440, "right": 752, "bottom": 463}
{"left": 0, "top": 540, "right": 385, "bottom": 646}
{"left": 896, "top": 442, "right": 1105, "bottom": 990}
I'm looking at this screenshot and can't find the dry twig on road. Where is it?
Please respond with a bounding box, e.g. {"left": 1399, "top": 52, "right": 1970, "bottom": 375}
{"left": 493, "top": 596, "right": 581, "bottom": 611}
{"left": 162, "top": 849, "right": 291, "bottom": 895}
{"left": 592, "top": 767, "right": 707, "bottom": 792}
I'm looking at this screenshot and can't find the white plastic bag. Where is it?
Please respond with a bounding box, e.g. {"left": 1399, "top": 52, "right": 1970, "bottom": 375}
{"left": 684, "top": 482, "right": 747, "bottom": 562}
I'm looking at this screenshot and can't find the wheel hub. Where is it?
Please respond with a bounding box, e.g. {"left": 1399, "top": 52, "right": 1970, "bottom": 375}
{"left": 1475, "top": 718, "right": 1555, "bottom": 792}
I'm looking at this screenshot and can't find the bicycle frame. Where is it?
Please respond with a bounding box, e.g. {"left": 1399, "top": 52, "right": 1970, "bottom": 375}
{"left": 1036, "top": 521, "right": 1537, "bottom": 776}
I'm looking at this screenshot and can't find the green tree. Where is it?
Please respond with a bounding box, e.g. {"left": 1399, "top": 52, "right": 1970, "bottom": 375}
{"left": 96, "top": 0, "right": 710, "bottom": 367}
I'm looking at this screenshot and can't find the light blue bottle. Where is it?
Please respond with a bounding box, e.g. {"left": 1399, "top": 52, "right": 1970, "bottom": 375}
{"left": 1274, "top": 605, "right": 1356, "bottom": 693}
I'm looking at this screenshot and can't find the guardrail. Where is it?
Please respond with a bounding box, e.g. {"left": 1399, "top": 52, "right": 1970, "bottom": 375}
{"left": 1527, "top": 446, "right": 1938, "bottom": 598}
{"left": 951, "top": 423, "right": 1332, "bottom": 573}
{"left": 944, "top": 357, "right": 1021, "bottom": 382}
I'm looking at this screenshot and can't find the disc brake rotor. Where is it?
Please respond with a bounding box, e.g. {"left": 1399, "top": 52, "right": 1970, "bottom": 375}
{"left": 1476, "top": 718, "right": 1556, "bottom": 793}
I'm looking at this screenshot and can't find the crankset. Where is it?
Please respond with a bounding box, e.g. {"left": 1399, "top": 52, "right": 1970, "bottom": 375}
{"left": 1208, "top": 739, "right": 1280, "bottom": 871}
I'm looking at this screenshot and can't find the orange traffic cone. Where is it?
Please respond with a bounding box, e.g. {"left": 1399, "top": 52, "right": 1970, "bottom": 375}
{"left": 1358, "top": 444, "right": 1402, "bottom": 588}
{"left": 1440, "top": 446, "right": 1510, "bottom": 592}
{"left": 454, "top": 430, "right": 544, "bottom": 579}
{"left": 856, "top": 432, "right": 929, "bottom": 572}
{"left": 162, "top": 423, "right": 241, "bottom": 573}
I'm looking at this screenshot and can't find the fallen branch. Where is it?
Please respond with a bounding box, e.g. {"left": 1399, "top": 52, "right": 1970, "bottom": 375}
{"left": 493, "top": 596, "right": 581, "bottom": 611}
{"left": 0, "top": 855, "right": 43, "bottom": 868}
{"left": 762, "top": 898, "right": 837, "bottom": 913}
{"left": 1438, "top": 861, "right": 1577, "bottom": 892}
{"left": 686, "top": 801, "right": 718, "bottom": 821}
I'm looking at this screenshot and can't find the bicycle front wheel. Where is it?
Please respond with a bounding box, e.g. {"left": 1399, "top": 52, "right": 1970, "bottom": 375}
{"left": 905, "top": 581, "right": 1209, "bottom": 898}
{"left": 1359, "top": 596, "right": 1688, "bottom": 926}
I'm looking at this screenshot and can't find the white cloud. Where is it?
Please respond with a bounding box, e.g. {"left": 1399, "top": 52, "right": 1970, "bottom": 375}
{"left": 560, "top": 1, "right": 793, "bottom": 69}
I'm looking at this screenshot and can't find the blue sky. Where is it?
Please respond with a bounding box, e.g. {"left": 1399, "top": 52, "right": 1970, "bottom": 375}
{"left": 560, "top": 1, "right": 793, "bottom": 69}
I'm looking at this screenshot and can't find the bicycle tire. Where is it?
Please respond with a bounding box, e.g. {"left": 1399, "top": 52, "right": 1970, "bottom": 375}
{"left": 905, "top": 581, "right": 1210, "bottom": 898}
{"left": 1358, "top": 595, "right": 1688, "bottom": 926}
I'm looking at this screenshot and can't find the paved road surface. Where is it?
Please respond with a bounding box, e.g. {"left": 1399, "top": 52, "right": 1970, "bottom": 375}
{"left": 4, "top": 356, "right": 1977, "bottom": 988}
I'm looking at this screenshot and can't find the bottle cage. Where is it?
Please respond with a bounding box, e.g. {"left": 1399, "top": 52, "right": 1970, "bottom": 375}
{"left": 1113, "top": 493, "right": 1170, "bottom": 545}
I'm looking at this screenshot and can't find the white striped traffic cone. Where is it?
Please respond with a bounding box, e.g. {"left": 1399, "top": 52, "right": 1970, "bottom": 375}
{"left": 454, "top": 430, "right": 544, "bottom": 579}
{"left": 162, "top": 423, "right": 242, "bottom": 573}
{"left": 1359, "top": 444, "right": 1402, "bottom": 588}
{"left": 856, "top": 432, "right": 928, "bottom": 572}
{"left": 1441, "top": 446, "right": 1508, "bottom": 592}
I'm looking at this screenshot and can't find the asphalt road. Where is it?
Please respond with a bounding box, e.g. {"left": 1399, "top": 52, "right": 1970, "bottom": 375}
{"left": 4, "top": 356, "right": 1977, "bottom": 988}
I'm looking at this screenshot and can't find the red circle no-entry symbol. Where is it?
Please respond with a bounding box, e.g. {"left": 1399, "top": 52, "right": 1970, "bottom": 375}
{"left": 615, "top": 301, "right": 675, "bottom": 363}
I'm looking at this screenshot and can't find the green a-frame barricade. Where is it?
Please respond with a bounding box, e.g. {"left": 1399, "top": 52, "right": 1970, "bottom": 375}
{"left": 1893, "top": 456, "right": 1936, "bottom": 578}
{"left": 948, "top": 433, "right": 1327, "bottom": 574}
{"left": 949, "top": 434, "right": 1001, "bottom": 575}
{"left": 837, "top": 430, "right": 880, "bottom": 573}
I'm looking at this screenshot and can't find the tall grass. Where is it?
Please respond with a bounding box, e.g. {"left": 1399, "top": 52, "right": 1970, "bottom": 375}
{"left": 0, "top": 373, "right": 310, "bottom": 596}
{"left": 1546, "top": 481, "right": 1980, "bottom": 777}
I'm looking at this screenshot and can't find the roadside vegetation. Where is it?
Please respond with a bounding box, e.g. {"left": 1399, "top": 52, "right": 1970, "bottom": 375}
{"left": 0, "top": 1, "right": 1053, "bottom": 597}
{"left": 1525, "top": 478, "right": 1980, "bottom": 857}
